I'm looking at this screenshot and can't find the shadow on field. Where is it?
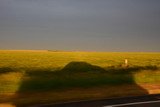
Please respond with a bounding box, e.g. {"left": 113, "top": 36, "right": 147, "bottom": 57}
{"left": 2, "top": 62, "right": 157, "bottom": 106}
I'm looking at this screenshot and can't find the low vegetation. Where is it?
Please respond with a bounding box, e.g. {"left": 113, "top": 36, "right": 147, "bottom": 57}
{"left": 0, "top": 50, "right": 160, "bottom": 106}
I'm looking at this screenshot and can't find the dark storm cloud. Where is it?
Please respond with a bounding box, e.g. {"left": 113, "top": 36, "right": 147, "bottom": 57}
{"left": 0, "top": 0, "right": 160, "bottom": 51}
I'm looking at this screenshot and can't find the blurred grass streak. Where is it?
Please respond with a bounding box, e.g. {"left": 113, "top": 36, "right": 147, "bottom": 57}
{"left": 0, "top": 71, "right": 24, "bottom": 93}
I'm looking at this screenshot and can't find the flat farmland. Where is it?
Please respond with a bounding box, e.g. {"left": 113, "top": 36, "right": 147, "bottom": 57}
{"left": 0, "top": 50, "right": 160, "bottom": 106}
{"left": 0, "top": 50, "right": 160, "bottom": 69}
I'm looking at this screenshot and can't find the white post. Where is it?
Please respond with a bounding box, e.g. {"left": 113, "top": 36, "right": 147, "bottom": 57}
{"left": 124, "top": 59, "right": 128, "bottom": 67}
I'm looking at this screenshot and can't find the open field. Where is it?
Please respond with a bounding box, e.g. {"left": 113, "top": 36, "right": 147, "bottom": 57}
{"left": 0, "top": 50, "right": 160, "bottom": 69}
{"left": 0, "top": 50, "right": 160, "bottom": 106}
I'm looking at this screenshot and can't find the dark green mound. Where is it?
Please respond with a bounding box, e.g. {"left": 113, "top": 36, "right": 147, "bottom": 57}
{"left": 62, "top": 61, "right": 105, "bottom": 72}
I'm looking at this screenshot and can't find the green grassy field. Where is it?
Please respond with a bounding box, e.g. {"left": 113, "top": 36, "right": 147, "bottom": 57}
{"left": 0, "top": 50, "right": 160, "bottom": 106}
{"left": 0, "top": 50, "right": 160, "bottom": 69}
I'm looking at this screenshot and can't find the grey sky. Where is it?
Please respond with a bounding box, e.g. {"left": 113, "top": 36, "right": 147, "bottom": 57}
{"left": 0, "top": 0, "right": 160, "bottom": 51}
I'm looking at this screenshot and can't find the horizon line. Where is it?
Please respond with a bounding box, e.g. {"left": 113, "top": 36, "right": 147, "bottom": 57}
{"left": 0, "top": 49, "right": 160, "bottom": 53}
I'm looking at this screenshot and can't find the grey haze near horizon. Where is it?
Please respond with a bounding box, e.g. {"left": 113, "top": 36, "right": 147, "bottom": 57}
{"left": 0, "top": 0, "right": 160, "bottom": 52}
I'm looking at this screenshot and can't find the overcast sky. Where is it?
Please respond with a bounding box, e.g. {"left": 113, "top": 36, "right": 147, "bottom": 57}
{"left": 0, "top": 0, "right": 160, "bottom": 51}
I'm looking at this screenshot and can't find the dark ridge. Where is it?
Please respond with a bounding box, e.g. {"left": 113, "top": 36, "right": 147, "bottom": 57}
{"left": 62, "top": 61, "right": 106, "bottom": 72}
{"left": 0, "top": 67, "right": 15, "bottom": 74}
{"left": 105, "top": 65, "right": 159, "bottom": 74}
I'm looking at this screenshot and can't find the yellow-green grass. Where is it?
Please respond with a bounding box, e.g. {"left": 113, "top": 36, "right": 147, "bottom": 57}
{"left": 0, "top": 50, "right": 160, "bottom": 106}
{"left": 0, "top": 50, "right": 160, "bottom": 69}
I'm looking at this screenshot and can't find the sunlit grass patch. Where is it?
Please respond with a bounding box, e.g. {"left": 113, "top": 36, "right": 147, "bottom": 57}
{"left": 0, "top": 72, "right": 24, "bottom": 93}
{"left": 134, "top": 70, "right": 160, "bottom": 83}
